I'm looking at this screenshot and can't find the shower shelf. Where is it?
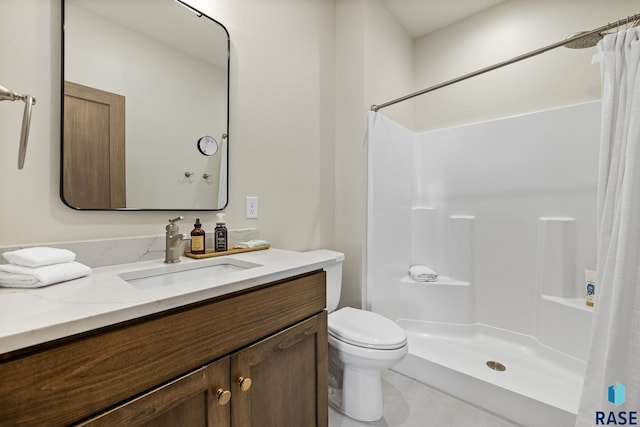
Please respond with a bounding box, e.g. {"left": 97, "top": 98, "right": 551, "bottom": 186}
{"left": 401, "top": 276, "right": 469, "bottom": 287}
{"left": 541, "top": 294, "right": 593, "bottom": 312}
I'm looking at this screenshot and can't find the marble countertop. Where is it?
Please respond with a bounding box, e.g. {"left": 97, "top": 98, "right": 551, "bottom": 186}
{"left": 0, "top": 248, "right": 336, "bottom": 355}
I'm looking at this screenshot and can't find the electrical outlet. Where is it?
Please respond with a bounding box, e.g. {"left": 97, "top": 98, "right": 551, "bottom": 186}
{"left": 246, "top": 196, "right": 258, "bottom": 219}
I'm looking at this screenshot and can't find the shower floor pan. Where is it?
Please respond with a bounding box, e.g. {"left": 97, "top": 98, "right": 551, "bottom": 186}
{"left": 392, "top": 320, "right": 585, "bottom": 427}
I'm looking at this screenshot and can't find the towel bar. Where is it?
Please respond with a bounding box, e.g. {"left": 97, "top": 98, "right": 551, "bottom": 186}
{"left": 0, "top": 84, "right": 36, "bottom": 169}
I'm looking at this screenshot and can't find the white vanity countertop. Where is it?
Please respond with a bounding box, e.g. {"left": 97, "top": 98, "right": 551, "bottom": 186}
{"left": 0, "top": 248, "right": 336, "bottom": 354}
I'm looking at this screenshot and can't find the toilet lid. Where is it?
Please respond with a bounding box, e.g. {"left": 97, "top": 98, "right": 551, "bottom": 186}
{"left": 328, "top": 307, "right": 407, "bottom": 350}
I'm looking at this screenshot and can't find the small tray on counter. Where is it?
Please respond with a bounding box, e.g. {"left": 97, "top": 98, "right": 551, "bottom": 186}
{"left": 184, "top": 245, "right": 270, "bottom": 259}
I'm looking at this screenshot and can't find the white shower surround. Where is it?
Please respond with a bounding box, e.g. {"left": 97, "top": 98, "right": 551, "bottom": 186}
{"left": 367, "top": 102, "right": 600, "bottom": 426}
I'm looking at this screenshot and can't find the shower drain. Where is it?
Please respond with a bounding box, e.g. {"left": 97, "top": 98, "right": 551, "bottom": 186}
{"left": 486, "top": 361, "right": 506, "bottom": 371}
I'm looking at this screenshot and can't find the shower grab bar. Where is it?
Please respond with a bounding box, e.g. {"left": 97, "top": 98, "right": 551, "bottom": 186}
{"left": 371, "top": 12, "right": 640, "bottom": 112}
{"left": 0, "top": 84, "right": 37, "bottom": 169}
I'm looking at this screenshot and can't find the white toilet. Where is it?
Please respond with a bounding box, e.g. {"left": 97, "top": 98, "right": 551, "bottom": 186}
{"left": 309, "top": 250, "right": 408, "bottom": 422}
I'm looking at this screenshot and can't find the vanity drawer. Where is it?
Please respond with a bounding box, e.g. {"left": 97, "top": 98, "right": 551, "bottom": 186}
{"left": 0, "top": 270, "right": 326, "bottom": 426}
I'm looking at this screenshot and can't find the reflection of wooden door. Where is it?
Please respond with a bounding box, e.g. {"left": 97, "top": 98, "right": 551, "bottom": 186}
{"left": 63, "top": 81, "right": 125, "bottom": 208}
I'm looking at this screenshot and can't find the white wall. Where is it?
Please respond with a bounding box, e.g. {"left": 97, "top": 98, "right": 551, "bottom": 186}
{"left": 0, "top": 0, "right": 335, "bottom": 254}
{"left": 409, "top": 0, "right": 639, "bottom": 131}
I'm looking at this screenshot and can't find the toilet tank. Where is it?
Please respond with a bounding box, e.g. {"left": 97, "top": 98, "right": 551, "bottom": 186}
{"left": 307, "top": 249, "right": 345, "bottom": 313}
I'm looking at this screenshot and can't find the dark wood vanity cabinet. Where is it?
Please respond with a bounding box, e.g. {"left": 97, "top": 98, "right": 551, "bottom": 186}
{"left": 79, "top": 357, "right": 232, "bottom": 426}
{"left": 230, "top": 314, "right": 326, "bottom": 427}
{"left": 0, "top": 270, "right": 328, "bottom": 427}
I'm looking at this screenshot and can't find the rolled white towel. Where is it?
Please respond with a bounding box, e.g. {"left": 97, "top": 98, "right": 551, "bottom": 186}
{"left": 3, "top": 247, "right": 76, "bottom": 267}
{"left": 409, "top": 265, "right": 438, "bottom": 282}
{"left": 0, "top": 261, "right": 91, "bottom": 288}
{"left": 234, "top": 239, "right": 270, "bottom": 249}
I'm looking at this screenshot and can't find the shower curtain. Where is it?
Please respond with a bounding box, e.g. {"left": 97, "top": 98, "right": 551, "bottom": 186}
{"left": 576, "top": 27, "right": 640, "bottom": 425}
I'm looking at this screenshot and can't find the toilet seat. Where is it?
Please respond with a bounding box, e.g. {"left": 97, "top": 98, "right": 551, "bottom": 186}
{"left": 328, "top": 307, "right": 407, "bottom": 350}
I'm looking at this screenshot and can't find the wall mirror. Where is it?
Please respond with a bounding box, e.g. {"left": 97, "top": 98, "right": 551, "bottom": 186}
{"left": 62, "top": 0, "right": 229, "bottom": 210}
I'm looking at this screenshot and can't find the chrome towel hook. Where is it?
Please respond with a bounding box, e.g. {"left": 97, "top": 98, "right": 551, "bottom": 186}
{"left": 0, "top": 84, "right": 36, "bottom": 170}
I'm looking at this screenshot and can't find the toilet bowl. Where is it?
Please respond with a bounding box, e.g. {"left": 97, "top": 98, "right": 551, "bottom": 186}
{"left": 328, "top": 307, "right": 408, "bottom": 421}
{"left": 307, "top": 250, "right": 408, "bottom": 422}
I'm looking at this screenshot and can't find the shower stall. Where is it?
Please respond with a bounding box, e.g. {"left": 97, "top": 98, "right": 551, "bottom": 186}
{"left": 367, "top": 101, "right": 599, "bottom": 426}
{"left": 365, "top": 14, "right": 640, "bottom": 425}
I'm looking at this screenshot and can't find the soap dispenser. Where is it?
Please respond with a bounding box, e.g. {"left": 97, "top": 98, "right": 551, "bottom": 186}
{"left": 190, "top": 217, "right": 206, "bottom": 254}
{"left": 214, "top": 213, "right": 228, "bottom": 252}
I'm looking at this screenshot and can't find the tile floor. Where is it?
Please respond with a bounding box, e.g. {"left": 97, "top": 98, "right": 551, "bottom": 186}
{"left": 328, "top": 370, "right": 521, "bottom": 427}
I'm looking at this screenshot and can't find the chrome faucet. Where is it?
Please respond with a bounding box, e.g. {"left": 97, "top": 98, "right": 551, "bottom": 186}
{"left": 165, "top": 216, "right": 189, "bottom": 263}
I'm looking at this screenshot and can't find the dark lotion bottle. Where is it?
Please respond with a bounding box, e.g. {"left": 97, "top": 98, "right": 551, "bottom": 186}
{"left": 190, "top": 217, "right": 206, "bottom": 254}
{"left": 215, "top": 213, "right": 228, "bottom": 252}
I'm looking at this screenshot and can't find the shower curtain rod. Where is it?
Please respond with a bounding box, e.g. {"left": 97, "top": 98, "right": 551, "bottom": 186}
{"left": 371, "top": 12, "right": 640, "bottom": 112}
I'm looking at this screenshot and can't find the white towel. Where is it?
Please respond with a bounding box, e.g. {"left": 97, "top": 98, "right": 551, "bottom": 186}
{"left": 234, "top": 239, "right": 270, "bottom": 249}
{"left": 0, "top": 261, "right": 91, "bottom": 288}
{"left": 2, "top": 247, "right": 76, "bottom": 267}
{"left": 409, "top": 265, "right": 438, "bottom": 282}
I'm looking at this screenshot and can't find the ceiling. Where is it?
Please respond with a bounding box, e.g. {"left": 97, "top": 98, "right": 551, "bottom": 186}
{"left": 383, "top": 0, "right": 509, "bottom": 38}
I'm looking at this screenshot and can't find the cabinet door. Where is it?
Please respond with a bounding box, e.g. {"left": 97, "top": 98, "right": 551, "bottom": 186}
{"left": 230, "top": 312, "right": 328, "bottom": 427}
{"left": 77, "top": 358, "right": 231, "bottom": 427}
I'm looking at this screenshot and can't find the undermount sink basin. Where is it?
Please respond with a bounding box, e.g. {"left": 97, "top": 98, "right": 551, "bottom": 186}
{"left": 118, "top": 257, "right": 261, "bottom": 290}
